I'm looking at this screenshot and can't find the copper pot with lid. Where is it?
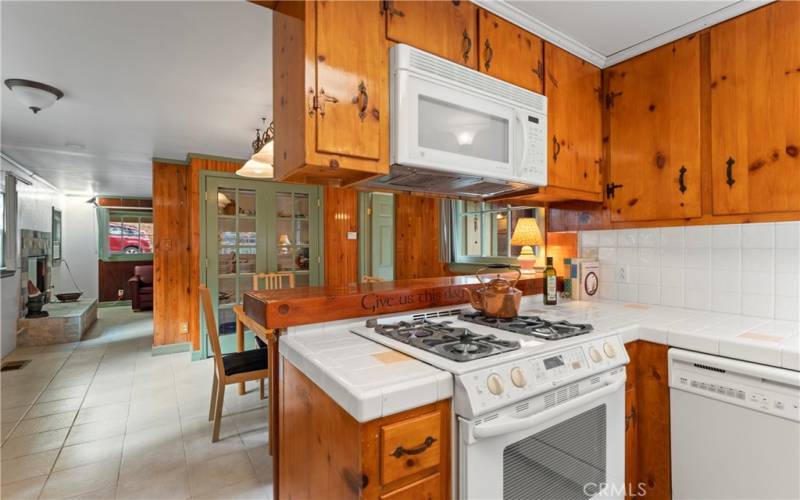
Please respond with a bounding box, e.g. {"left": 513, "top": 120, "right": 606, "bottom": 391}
{"left": 464, "top": 264, "right": 522, "bottom": 319}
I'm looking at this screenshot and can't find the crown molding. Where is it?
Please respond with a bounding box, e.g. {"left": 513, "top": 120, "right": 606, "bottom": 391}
{"left": 604, "top": 0, "right": 772, "bottom": 67}
{"left": 474, "top": 0, "right": 773, "bottom": 69}
{"left": 473, "top": 0, "right": 607, "bottom": 67}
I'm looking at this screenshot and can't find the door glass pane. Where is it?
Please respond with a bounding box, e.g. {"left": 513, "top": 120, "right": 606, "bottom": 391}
{"left": 238, "top": 275, "right": 254, "bottom": 302}
{"left": 239, "top": 218, "right": 257, "bottom": 247}
{"left": 219, "top": 247, "right": 236, "bottom": 275}
{"left": 218, "top": 189, "right": 237, "bottom": 216}
{"left": 294, "top": 194, "right": 309, "bottom": 218}
{"left": 295, "top": 220, "right": 309, "bottom": 246}
{"left": 276, "top": 219, "right": 292, "bottom": 246}
{"left": 218, "top": 277, "right": 236, "bottom": 305}
{"left": 418, "top": 95, "right": 509, "bottom": 162}
{"left": 238, "top": 189, "right": 257, "bottom": 216}
{"left": 295, "top": 247, "right": 310, "bottom": 271}
{"left": 219, "top": 218, "right": 237, "bottom": 246}
{"left": 218, "top": 308, "right": 236, "bottom": 336}
{"left": 276, "top": 193, "right": 292, "bottom": 218}
{"left": 503, "top": 405, "right": 607, "bottom": 500}
{"left": 238, "top": 251, "right": 256, "bottom": 273}
{"left": 277, "top": 252, "right": 294, "bottom": 272}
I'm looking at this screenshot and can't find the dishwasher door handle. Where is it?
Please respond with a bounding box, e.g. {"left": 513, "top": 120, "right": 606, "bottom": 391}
{"left": 472, "top": 378, "right": 625, "bottom": 440}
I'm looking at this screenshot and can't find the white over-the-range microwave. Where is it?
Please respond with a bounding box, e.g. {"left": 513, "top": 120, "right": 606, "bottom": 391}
{"left": 359, "top": 44, "right": 548, "bottom": 199}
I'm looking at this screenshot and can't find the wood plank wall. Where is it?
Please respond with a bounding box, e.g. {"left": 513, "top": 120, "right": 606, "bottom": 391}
{"left": 323, "top": 187, "right": 359, "bottom": 288}
{"left": 98, "top": 260, "right": 152, "bottom": 302}
{"left": 394, "top": 194, "right": 451, "bottom": 280}
{"left": 152, "top": 161, "right": 191, "bottom": 346}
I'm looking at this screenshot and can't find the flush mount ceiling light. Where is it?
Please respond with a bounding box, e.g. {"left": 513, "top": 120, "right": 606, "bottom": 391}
{"left": 4, "top": 79, "right": 64, "bottom": 114}
{"left": 237, "top": 117, "right": 275, "bottom": 179}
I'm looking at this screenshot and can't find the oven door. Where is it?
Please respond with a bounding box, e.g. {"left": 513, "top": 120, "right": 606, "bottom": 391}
{"left": 459, "top": 379, "right": 625, "bottom": 500}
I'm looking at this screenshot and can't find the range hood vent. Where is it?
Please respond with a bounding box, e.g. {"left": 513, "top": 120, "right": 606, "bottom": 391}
{"left": 359, "top": 165, "right": 528, "bottom": 199}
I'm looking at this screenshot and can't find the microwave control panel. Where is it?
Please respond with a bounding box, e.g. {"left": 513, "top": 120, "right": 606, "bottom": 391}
{"left": 517, "top": 111, "right": 547, "bottom": 184}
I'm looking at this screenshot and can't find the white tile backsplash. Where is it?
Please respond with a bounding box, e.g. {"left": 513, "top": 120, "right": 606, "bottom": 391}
{"left": 577, "top": 222, "right": 800, "bottom": 320}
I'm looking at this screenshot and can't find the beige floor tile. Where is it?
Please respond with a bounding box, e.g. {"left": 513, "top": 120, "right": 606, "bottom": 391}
{"left": 81, "top": 390, "right": 131, "bottom": 409}
{"left": 232, "top": 407, "right": 268, "bottom": 435}
{"left": 119, "top": 440, "right": 186, "bottom": 483}
{"left": 0, "top": 449, "right": 58, "bottom": 485}
{"left": 117, "top": 464, "right": 190, "bottom": 500}
{"left": 64, "top": 418, "right": 126, "bottom": 446}
{"left": 188, "top": 451, "right": 256, "bottom": 497}
{"left": 54, "top": 435, "right": 124, "bottom": 471}
{"left": 37, "top": 385, "right": 89, "bottom": 403}
{"left": 122, "top": 422, "right": 183, "bottom": 456}
{"left": 73, "top": 401, "right": 129, "bottom": 426}
{"left": 191, "top": 477, "right": 271, "bottom": 500}
{"left": 64, "top": 485, "right": 118, "bottom": 499}
{"left": 27, "top": 398, "right": 82, "bottom": 419}
{"left": 39, "top": 458, "right": 120, "bottom": 499}
{"left": 0, "top": 428, "right": 69, "bottom": 460}
{"left": 0, "top": 474, "right": 48, "bottom": 500}
{"left": 1, "top": 406, "right": 30, "bottom": 424}
{"left": 10, "top": 411, "right": 77, "bottom": 438}
{"left": 47, "top": 375, "right": 94, "bottom": 390}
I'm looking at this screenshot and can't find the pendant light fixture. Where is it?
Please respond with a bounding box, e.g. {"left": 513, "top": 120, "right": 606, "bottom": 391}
{"left": 4, "top": 79, "right": 64, "bottom": 114}
{"left": 237, "top": 117, "right": 275, "bottom": 179}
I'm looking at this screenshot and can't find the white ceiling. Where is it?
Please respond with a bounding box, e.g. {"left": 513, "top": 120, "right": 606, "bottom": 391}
{"left": 1, "top": 1, "right": 272, "bottom": 197}
{"left": 482, "top": 0, "right": 769, "bottom": 67}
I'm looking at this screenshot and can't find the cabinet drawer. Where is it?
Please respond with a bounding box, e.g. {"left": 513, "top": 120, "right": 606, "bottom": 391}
{"left": 381, "top": 410, "right": 441, "bottom": 485}
{"left": 380, "top": 472, "right": 441, "bottom": 500}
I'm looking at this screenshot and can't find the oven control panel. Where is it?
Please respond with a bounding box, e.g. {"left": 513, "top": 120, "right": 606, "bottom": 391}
{"left": 454, "top": 335, "right": 628, "bottom": 418}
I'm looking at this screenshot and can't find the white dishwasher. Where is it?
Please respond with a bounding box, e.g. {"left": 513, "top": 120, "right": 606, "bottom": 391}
{"left": 669, "top": 348, "right": 800, "bottom": 500}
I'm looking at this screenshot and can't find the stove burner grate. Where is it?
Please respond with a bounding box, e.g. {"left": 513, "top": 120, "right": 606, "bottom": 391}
{"left": 458, "top": 312, "right": 593, "bottom": 340}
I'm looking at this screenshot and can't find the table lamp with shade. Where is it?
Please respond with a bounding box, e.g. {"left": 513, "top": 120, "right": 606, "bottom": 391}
{"left": 511, "top": 217, "right": 544, "bottom": 274}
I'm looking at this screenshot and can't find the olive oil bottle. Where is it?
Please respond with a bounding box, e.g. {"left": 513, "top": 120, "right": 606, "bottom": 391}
{"left": 544, "top": 257, "right": 557, "bottom": 305}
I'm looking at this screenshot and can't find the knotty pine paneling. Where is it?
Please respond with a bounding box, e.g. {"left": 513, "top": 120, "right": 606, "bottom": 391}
{"left": 323, "top": 186, "right": 359, "bottom": 288}
{"left": 395, "top": 194, "right": 451, "bottom": 280}
{"left": 98, "top": 259, "right": 152, "bottom": 302}
{"left": 152, "top": 161, "right": 190, "bottom": 346}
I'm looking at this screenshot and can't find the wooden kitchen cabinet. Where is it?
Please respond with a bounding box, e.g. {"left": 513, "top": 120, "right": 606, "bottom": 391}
{"left": 478, "top": 9, "right": 543, "bottom": 92}
{"left": 710, "top": 1, "right": 800, "bottom": 215}
{"left": 606, "top": 36, "right": 702, "bottom": 222}
{"left": 624, "top": 341, "right": 671, "bottom": 500}
{"left": 272, "top": 0, "right": 388, "bottom": 186}
{"left": 280, "top": 359, "right": 450, "bottom": 499}
{"left": 385, "top": 0, "right": 478, "bottom": 69}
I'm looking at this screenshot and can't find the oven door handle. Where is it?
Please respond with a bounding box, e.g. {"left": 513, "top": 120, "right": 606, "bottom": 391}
{"left": 472, "top": 378, "right": 625, "bottom": 440}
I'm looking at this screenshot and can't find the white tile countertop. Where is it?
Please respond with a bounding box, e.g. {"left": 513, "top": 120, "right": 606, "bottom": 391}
{"left": 280, "top": 296, "right": 799, "bottom": 422}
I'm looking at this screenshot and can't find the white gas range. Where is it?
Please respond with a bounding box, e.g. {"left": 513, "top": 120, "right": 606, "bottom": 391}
{"left": 350, "top": 304, "right": 630, "bottom": 500}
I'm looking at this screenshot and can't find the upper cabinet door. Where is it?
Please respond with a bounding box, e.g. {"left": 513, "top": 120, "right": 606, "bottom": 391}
{"left": 710, "top": 2, "right": 800, "bottom": 215}
{"left": 385, "top": 0, "right": 478, "bottom": 69}
{"left": 478, "top": 10, "right": 543, "bottom": 93}
{"left": 316, "top": 0, "right": 384, "bottom": 161}
{"left": 606, "top": 36, "right": 702, "bottom": 222}
{"left": 545, "top": 43, "right": 602, "bottom": 194}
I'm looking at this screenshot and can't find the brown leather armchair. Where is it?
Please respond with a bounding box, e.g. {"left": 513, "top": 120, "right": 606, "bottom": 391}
{"left": 128, "top": 265, "right": 153, "bottom": 312}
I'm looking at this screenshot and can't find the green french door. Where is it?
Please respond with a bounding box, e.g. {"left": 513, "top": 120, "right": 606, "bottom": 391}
{"left": 203, "top": 175, "right": 322, "bottom": 356}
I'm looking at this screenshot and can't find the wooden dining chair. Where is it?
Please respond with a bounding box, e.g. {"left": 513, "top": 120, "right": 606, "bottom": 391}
{"left": 361, "top": 275, "right": 385, "bottom": 283}
{"left": 200, "top": 284, "right": 269, "bottom": 442}
{"left": 252, "top": 272, "right": 295, "bottom": 291}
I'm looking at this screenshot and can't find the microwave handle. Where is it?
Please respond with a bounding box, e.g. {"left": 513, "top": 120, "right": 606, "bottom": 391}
{"left": 472, "top": 378, "right": 625, "bottom": 440}
{"left": 513, "top": 112, "right": 526, "bottom": 176}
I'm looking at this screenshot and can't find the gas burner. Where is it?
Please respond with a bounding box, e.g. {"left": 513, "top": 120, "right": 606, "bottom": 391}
{"left": 459, "top": 312, "right": 593, "bottom": 340}
{"left": 367, "top": 318, "right": 519, "bottom": 362}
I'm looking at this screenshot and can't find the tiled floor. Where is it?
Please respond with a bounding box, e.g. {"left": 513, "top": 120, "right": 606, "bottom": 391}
{"left": 1, "top": 307, "right": 272, "bottom": 499}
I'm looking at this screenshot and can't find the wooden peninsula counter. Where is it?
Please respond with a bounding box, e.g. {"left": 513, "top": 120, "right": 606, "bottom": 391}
{"left": 242, "top": 275, "right": 554, "bottom": 499}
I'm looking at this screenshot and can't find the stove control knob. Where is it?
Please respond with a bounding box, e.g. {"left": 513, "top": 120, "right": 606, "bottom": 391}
{"left": 603, "top": 342, "right": 617, "bottom": 358}
{"left": 487, "top": 373, "right": 504, "bottom": 395}
{"left": 589, "top": 347, "right": 603, "bottom": 363}
{"left": 510, "top": 367, "right": 527, "bottom": 388}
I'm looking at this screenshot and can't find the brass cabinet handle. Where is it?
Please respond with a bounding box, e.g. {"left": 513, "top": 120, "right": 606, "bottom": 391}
{"left": 532, "top": 60, "right": 544, "bottom": 84}
{"left": 462, "top": 29, "right": 472, "bottom": 64}
{"left": 552, "top": 135, "right": 561, "bottom": 163}
{"left": 725, "top": 156, "right": 736, "bottom": 187}
{"left": 352, "top": 81, "right": 368, "bottom": 121}
{"left": 317, "top": 88, "right": 338, "bottom": 116}
{"left": 625, "top": 406, "right": 636, "bottom": 431}
{"left": 679, "top": 166, "right": 688, "bottom": 194}
{"left": 390, "top": 436, "right": 437, "bottom": 458}
{"left": 484, "top": 39, "right": 494, "bottom": 71}
{"left": 307, "top": 87, "right": 315, "bottom": 116}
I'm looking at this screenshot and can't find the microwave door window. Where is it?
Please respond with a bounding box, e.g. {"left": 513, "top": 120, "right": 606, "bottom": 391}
{"left": 418, "top": 95, "right": 509, "bottom": 163}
